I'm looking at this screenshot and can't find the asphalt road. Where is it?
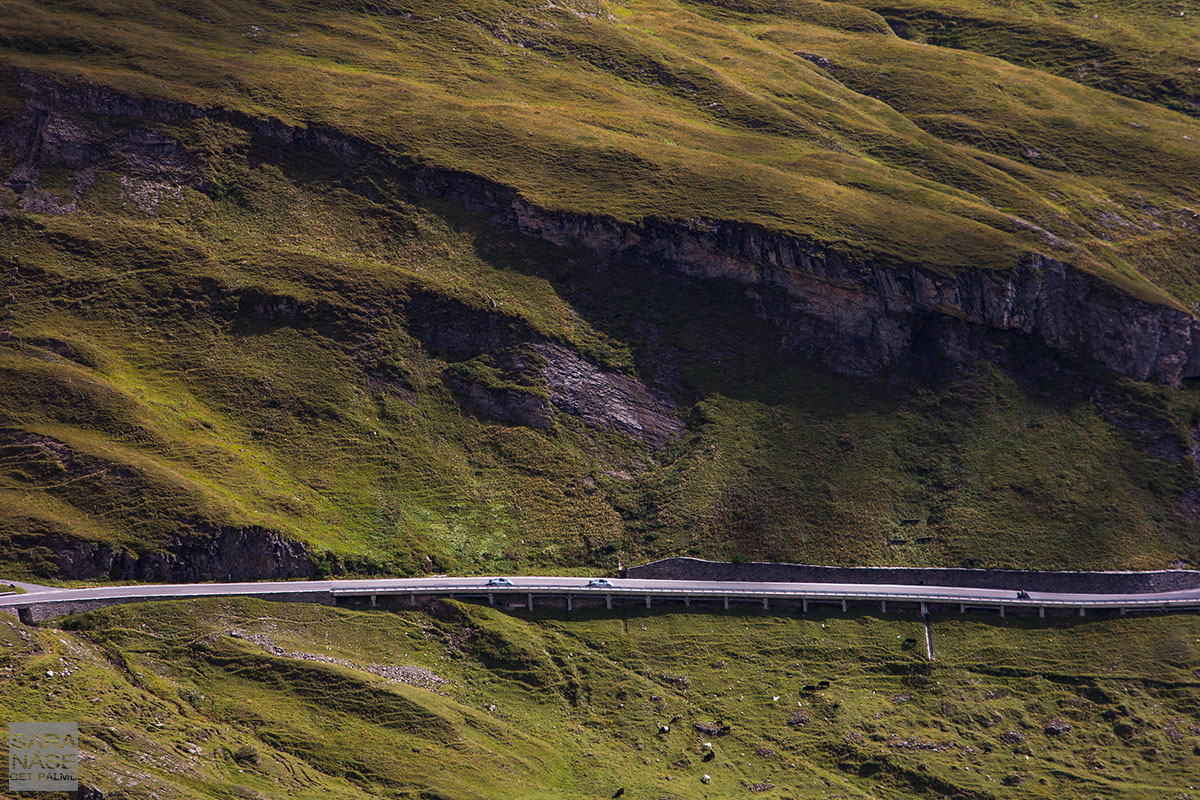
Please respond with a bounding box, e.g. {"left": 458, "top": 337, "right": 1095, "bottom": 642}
{"left": 4, "top": 575, "right": 1200, "bottom": 612}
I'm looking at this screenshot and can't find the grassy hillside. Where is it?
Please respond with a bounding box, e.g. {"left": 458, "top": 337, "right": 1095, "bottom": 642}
{"left": 3, "top": 92, "right": 1200, "bottom": 576}
{"left": 845, "top": 0, "right": 1200, "bottom": 117}
{"left": 0, "top": 0, "right": 1198, "bottom": 301}
{"left": 2, "top": 109, "right": 1200, "bottom": 575}
{"left": 4, "top": 6, "right": 1200, "bottom": 798}
{"left": 1, "top": 0, "right": 1199, "bottom": 576}
{"left": 1, "top": 597, "right": 1198, "bottom": 798}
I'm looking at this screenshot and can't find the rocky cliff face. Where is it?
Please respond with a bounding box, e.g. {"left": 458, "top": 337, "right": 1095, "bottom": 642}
{"left": 416, "top": 169, "right": 1200, "bottom": 387}
{"left": 14, "top": 527, "right": 317, "bottom": 582}
{"left": 441, "top": 372, "right": 555, "bottom": 431}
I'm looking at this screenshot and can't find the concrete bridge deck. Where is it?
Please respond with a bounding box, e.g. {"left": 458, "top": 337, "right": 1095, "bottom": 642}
{"left": 4, "top": 575, "right": 1200, "bottom": 622}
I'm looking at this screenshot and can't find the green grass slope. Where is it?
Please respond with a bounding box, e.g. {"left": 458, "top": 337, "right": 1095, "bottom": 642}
{"left": 2, "top": 598, "right": 1199, "bottom": 798}
{"left": 2, "top": 1, "right": 1200, "bottom": 575}
{"left": 3, "top": 99, "right": 1200, "bottom": 576}
{"left": 0, "top": 0, "right": 1198, "bottom": 301}
{"left": 844, "top": 0, "right": 1200, "bottom": 116}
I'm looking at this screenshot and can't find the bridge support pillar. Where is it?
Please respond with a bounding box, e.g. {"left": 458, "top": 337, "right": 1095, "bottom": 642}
{"left": 1079, "top": 607, "right": 1086, "bottom": 617}
{"left": 645, "top": 595, "right": 652, "bottom": 608}
{"left": 1039, "top": 607, "right": 1045, "bottom": 618}
{"left": 528, "top": 593, "right": 534, "bottom": 610}
{"left": 880, "top": 600, "right": 887, "bottom": 613}
{"left": 1120, "top": 607, "right": 1127, "bottom": 615}
{"left": 606, "top": 595, "right": 613, "bottom": 610}
{"left": 998, "top": 605, "right": 1004, "bottom": 618}
{"left": 920, "top": 602, "right": 927, "bottom": 615}
{"left": 960, "top": 604, "right": 965, "bottom": 614}
{"left": 409, "top": 592, "right": 416, "bottom": 605}
{"left": 841, "top": 599, "right": 847, "bottom": 613}
{"left": 566, "top": 595, "right": 573, "bottom": 612}
{"left": 684, "top": 597, "right": 691, "bottom": 607}
{"left": 762, "top": 598, "right": 770, "bottom": 610}
{"left": 724, "top": 597, "right": 730, "bottom": 610}
{"left": 488, "top": 593, "right": 494, "bottom": 606}
{"left": 370, "top": 594, "right": 377, "bottom": 607}
{"left": 802, "top": 599, "right": 808, "bottom": 613}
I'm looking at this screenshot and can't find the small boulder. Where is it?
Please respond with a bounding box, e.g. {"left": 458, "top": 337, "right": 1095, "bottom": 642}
{"left": 1044, "top": 718, "right": 1072, "bottom": 736}
{"left": 1000, "top": 730, "right": 1026, "bottom": 745}
{"left": 788, "top": 710, "right": 811, "bottom": 727}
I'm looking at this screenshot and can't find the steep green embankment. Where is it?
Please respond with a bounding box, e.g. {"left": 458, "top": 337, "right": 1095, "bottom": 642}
{"left": 1, "top": 0, "right": 1199, "bottom": 576}
{"left": 2, "top": 598, "right": 1198, "bottom": 799}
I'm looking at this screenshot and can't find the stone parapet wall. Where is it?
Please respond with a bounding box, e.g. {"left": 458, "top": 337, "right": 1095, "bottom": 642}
{"left": 625, "top": 557, "right": 1200, "bottom": 594}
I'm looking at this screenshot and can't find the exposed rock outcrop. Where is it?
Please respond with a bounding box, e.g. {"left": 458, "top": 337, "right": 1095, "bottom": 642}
{"left": 416, "top": 168, "right": 1200, "bottom": 387}
{"left": 535, "top": 342, "right": 682, "bottom": 447}
{"left": 443, "top": 373, "right": 554, "bottom": 430}
{"left": 33, "top": 527, "right": 317, "bottom": 582}
{"left": 407, "top": 292, "right": 682, "bottom": 443}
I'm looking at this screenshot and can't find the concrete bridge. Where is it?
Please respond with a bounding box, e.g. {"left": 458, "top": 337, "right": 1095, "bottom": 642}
{"left": 4, "top": 575, "right": 1200, "bottom": 623}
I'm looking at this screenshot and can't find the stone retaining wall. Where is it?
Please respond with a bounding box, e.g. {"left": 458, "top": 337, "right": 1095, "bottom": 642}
{"left": 625, "top": 558, "right": 1200, "bottom": 594}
